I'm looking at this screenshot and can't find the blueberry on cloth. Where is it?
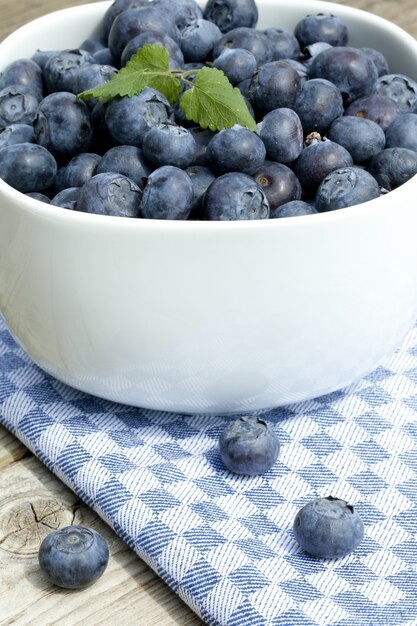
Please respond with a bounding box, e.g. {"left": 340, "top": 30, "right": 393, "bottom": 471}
{"left": 219, "top": 416, "right": 279, "bottom": 475}
{"left": 38, "top": 525, "right": 109, "bottom": 589}
{"left": 293, "top": 496, "right": 364, "bottom": 559}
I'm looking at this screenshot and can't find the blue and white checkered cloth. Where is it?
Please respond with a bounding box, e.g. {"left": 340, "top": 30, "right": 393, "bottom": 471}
{"left": 1, "top": 314, "right": 417, "bottom": 625}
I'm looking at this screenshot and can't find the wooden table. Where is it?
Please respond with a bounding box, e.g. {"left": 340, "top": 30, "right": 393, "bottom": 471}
{"left": 0, "top": 1, "right": 416, "bottom": 624}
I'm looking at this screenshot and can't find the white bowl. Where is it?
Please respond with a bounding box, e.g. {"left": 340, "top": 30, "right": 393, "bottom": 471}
{"left": 1, "top": 0, "right": 417, "bottom": 414}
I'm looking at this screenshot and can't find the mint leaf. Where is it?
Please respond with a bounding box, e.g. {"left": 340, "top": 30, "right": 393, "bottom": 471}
{"left": 180, "top": 66, "right": 256, "bottom": 132}
{"left": 77, "top": 44, "right": 257, "bottom": 132}
{"left": 78, "top": 44, "right": 181, "bottom": 105}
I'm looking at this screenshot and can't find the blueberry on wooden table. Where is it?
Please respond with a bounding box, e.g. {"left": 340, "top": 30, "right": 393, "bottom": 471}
{"left": 219, "top": 416, "right": 280, "bottom": 475}
{"left": 38, "top": 525, "right": 109, "bottom": 589}
{"left": 293, "top": 496, "right": 364, "bottom": 559}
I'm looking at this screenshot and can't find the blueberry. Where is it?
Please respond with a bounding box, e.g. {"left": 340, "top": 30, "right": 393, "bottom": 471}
{"left": 206, "top": 124, "right": 265, "bottom": 174}
{"left": 79, "top": 36, "right": 107, "bottom": 55}
{"left": 293, "top": 496, "right": 364, "bottom": 559}
{"left": 213, "top": 27, "right": 272, "bottom": 66}
{"left": 293, "top": 138, "right": 353, "bottom": 195}
{"left": 73, "top": 63, "right": 118, "bottom": 108}
{"left": 0, "top": 84, "right": 39, "bottom": 128}
{"left": 204, "top": 0, "right": 258, "bottom": 33}
{"left": 316, "top": 166, "right": 380, "bottom": 211}
{"left": 328, "top": 116, "right": 385, "bottom": 162}
{"left": 249, "top": 61, "right": 301, "bottom": 115}
{"left": 256, "top": 108, "right": 303, "bottom": 164}
{"left": 34, "top": 92, "right": 93, "bottom": 158}
{"left": 104, "top": 87, "right": 174, "bottom": 147}
{"left": 385, "top": 113, "right": 417, "bottom": 152}
{"left": 93, "top": 48, "right": 118, "bottom": 67}
{"left": 102, "top": 0, "right": 152, "bottom": 40}
{"left": 38, "top": 525, "right": 109, "bottom": 589}
{"left": 376, "top": 73, "right": 417, "bottom": 113}
{"left": 61, "top": 152, "right": 101, "bottom": 188}
{"left": 96, "top": 145, "right": 151, "bottom": 187}
{"left": 187, "top": 126, "right": 215, "bottom": 165}
{"left": 368, "top": 147, "right": 417, "bottom": 191}
{"left": 153, "top": 0, "right": 203, "bottom": 31}
{"left": 51, "top": 186, "right": 80, "bottom": 210}
{"left": 202, "top": 171, "right": 269, "bottom": 220}
{"left": 273, "top": 199, "right": 318, "bottom": 218}
{"left": 139, "top": 165, "right": 193, "bottom": 219}
{"left": 108, "top": 6, "right": 180, "bottom": 63}
{"left": 26, "top": 191, "right": 51, "bottom": 203}
{"left": 218, "top": 416, "right": 279, "bottom": 475}
{"left": 0, "top": 58, "right": 43, "bottom": 98}
{"left": 360, "top": 47, "right": 389, "bottom": 77}
{"left": 294, "top": 14, "right": 349, "bottom": 48}
{"left": 213, "top": 48, "right": 257, "bottom": 85}
{"left": 0, "top": 123, "right": 34, "bottom": 149}
{"left": 0, "top": 142, "right": 57, "bottom": 193}
{"left": 344, "top": 94, "right": 400, "bottom": 132}
{"left": 309, "top": 46, "right": 378, "bottom": 104}
{"left": 142, "top": 123, "right": 197, "bottom": 168}
{"left": 280, "top": 59, "right": 309, "bottom": 86}
{"left": 180, "top": 19, "right": 222, "bottom": 63}
{"left": 184, "top": 165, "right": 217, "bottom": 213}
{"left": 262, "top": 28, "right": 301, "bottom": 61}
{"left": 252, "top": 160, "right": 302, "bottom": 212}
{"left": 31, "top": 50, "right": 58, "bottom": 71}
{"left": 293, "top": 78, "right": 343, "bottom": 134}
{"left": 43, "top": 49, "right": 96, "bottom": 93}
{"left": 121, "top": 32, "right": 184, "bottom": 68}
{"left": 77, "top": 172, "right": 142, "bottom": 217}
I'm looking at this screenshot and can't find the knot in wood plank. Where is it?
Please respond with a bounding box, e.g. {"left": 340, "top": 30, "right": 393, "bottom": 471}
{"left": 0, "top": 496, "right": 82, "bottom": 555}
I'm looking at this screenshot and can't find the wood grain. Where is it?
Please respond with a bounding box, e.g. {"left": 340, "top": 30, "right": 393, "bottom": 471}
{"left": 0, "top": 425, "right": 202, "bottom": 626}
{"left": 0, "top": 1, "right": 416, "bottom": 624}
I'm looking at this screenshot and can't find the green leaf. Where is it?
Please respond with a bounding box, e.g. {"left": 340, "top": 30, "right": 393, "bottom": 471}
{"left": 77, "top": 44, "right": 182, "bottom": 105}
{"left": 179, "top": 66, "right": 257, "bottom": 132}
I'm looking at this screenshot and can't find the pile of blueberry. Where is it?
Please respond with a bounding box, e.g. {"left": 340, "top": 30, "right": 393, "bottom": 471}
{"left": 1, "top": 0, "right": 417, "bottom": 219}
{"left": 37, "top": 417, "right": 363, "bottom": 590}
{"left": 218, "top": 416, "right": 364, "bottom": 558}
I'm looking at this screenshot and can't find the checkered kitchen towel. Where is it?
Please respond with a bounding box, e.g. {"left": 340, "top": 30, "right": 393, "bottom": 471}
{"left": 1, "top": 314, "right": 417, "bottom": 626}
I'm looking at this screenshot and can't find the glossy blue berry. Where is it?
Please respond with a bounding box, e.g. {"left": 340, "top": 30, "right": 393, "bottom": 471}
{"left": 204, "top": 0, "right": 258, "bottom": 33}
{"left": 38, "top": 525, "right": 109, "bottom": 589}
{"left": 77, "top": 172, "right": 142, "bottom": 217}
{"left": 273, "top": 200, "right": 318, "bottom": 218}
{"left": 213, "top": 27, "right": 272, "bottom": 66}
{"left": 294, "top": 14, "right": 348, "bottom": 48}
{"left": 202, "top": 171, "right": 269, "bottom": 220}
{"left": 219, "top": 416, "right": 279, "bottom": 475}
{"left": 206, "top": 124, "right": 265, "bottom": 174}
{"left": 34, "top": 92, "right": 93, "bottom": 158}
{"left": 142, "top": 122, "right": 197, "bottom": 169}
{"left": 368, "top": 147, "right": 417, "bottom": 191}
{"left": 344, "top": 94, "right": 399, "bottom": 132}
{"left": 0, "top": 142, "right": 57, "bottom": 193}
{"left": 309, "top": 46, "right": 378, "bottom": 104}
{"left": 43, "top": 49, "right": 95, "bottom": 93}
{"left": 140, "top": 165, "right": 193, "bottom": 219}
{"left": 315, "top": 166, "right": 380, "bottom": 212}
{"left": 293, "top": 496, "right": 364, "bottom": 559}
{"left": 256, "top": 108, "right": 303, "bottom": 164}
{"left": 328, "top": 116, "right": 385, "bottom": 162}
{"left": 376, "top": 73, "right": 417, "bottom": 113}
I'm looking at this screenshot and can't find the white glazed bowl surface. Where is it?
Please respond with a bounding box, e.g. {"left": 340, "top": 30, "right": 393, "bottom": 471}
{"left": 1, "top": 0, "right": 417, "bottom": 413}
